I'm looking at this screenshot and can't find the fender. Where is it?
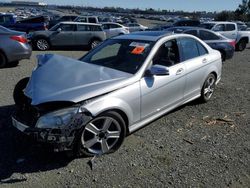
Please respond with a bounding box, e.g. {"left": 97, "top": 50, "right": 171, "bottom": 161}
{"left": 83, "top": 96, "right": 133, "bottom": 126}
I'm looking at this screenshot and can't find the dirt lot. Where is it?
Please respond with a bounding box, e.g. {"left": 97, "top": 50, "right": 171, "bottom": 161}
{"left": 0, "top": 46, "right": 250, "bottom": 187}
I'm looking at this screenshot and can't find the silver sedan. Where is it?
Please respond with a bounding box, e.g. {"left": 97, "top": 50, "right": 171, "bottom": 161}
{"left": 12, "top": 31, "right": 222, "bottom": 156}
{"left": 0, "top": 26, "right": 32, "bottom": 68}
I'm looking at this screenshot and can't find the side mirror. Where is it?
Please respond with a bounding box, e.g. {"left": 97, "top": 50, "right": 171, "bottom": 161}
{"left": 145, "top": 64, "right": 169, "bottom": 76}
{"left": 57, "top": 28, "right": 62, "bottom": 32}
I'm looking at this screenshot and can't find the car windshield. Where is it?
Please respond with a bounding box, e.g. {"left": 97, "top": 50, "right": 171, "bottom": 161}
{"left": 81, "top": 39, "right": 154, "bottom": 74}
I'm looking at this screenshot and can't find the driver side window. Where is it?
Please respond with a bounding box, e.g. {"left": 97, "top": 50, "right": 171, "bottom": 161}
{"left": 153, "top": 40, "right": 180, "bottom": 67}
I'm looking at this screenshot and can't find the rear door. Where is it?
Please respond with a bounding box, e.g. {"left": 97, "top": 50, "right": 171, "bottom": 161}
{"left": 179, "top": 37, "right": 210, "bottom": 100}
{"left": 75, "top": 24, "right": 92, "bottom": 46}
{"left": 50, "top": 23, "right": 75, "bottom": 46}
{"left": 140, "top": 39, "right": 186, "bottom": 119}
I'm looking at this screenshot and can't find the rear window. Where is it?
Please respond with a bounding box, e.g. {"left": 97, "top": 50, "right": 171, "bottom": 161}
{"left": 180, "top": 37, "right": 207, "bottom": 61}
{"left": 199, "top": 30, "right": 220, "bottom": 40}
{"left": 225, "top": 24, "right": 236, "bottom": 31}
{"left": 184, "top": 30, "right": 199, "bottom": 37}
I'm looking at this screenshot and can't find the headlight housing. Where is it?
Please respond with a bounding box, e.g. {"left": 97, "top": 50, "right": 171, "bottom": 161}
{"left": 36, "top": 107, "right": 79, "bottom": 129}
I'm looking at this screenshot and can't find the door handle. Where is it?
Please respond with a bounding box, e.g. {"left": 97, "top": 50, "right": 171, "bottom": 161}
{"left": 202, "top": 58, "right": 208, "bottom": 64}
{"left": 176, "top": 68, "right": 184, "bottom": 75}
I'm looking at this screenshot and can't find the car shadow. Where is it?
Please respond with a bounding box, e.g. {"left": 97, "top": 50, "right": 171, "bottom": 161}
{"left": 0, "top": 105, "right": 74, "bottom": 183}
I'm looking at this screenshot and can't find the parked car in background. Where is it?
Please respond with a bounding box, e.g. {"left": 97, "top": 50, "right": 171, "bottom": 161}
{"left": 0, "top": 26, "right": 31, "bottom": 68}
{"left": 12, "top": 32, "right": 222, "bottom": 155}
{"left": 0, "top": 14, "right": 48, "bottom": 33}
{"left": 166, "top": 27, "right": 235, "bottom": 61}
{"left": 125, "top": 23, "right": 148, "bottom": 32}
{"left": 235, "top": 21, "right": 248, "bottom": 31}
{"left": 147, "top": 19, "right": 201, "bottom": 31}
{"left": 48, "top": 15, "right": 77, "bottom": 29}
{"left": 101, "top": 22, "right": 129, "bottom": 38}
{"left": 31, "top": 22, "right": 106, "bottom": 50}
{"left": 74, "top": 16, "right": 99, "bottom": 23}
{"left": 172, "top": 19, "right": 201, "bottom": 27}
{"left": 200, "top": 21, "right": 250, "bottom": 51}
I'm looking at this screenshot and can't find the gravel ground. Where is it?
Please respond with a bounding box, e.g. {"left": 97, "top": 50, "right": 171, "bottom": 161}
{"left": 0, "top": 47, "right": 249, "bottom": 187}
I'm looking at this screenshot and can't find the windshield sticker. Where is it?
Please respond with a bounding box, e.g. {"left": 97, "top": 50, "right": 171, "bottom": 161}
{"left": 130, "top": 42, "right": 149, "bottom": 48}
{"left": 131, "top": 46, "right": 146, "bottom": 54}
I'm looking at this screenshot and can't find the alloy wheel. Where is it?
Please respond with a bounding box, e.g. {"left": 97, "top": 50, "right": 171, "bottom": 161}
{"left": 81, "top": 116, "right": 121, "bottom": 155}
{"left": 203, "top": 75, "right": 215, "bottom": 100}
{"left": 91, "top": 40, "right": 100, "bottom": 49}
{"left": 36, "top": 39, "right": 49, "bottom": 51}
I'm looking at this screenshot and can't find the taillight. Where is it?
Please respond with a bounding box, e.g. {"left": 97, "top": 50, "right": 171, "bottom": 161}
{"left": 10, "top": 36, "right": 28, "bottom": 43}
{"left": 229, "top": 40, "right": 236, "bottom": 48}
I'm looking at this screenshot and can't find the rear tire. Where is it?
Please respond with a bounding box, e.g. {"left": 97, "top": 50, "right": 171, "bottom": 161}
{"left": 75, "top": 111, "right": 126, "bottom": 157}
{"left": 236, "top": 39, "right": 247, "bottom": 51}
{"left": 200, "top": 74, "right": 216, "bottom": 103}
{"left": 90, "top": 39, "right": 101, "bottom": 49}
{"left": 35, "top": 38, "right": 50, "bottom": 51}
{"left": 13, "top": 77, "right": 30, "bottom": 106}
{"left": 0, "top": 52, "right": 7, "bottom": 68}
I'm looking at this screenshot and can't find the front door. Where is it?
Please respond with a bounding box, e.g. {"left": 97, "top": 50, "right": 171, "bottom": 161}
{"left": 140, "top": 39, "right": 186, "bottom": 119}
{"left": 50, "top": 23, "right": 75, "bottom": 46}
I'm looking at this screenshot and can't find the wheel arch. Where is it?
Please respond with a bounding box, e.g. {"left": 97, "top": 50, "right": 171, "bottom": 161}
{"left": 83, "top": 98, "right": 132, "bottom": 135}
{"left": 238, "top": 37, "right": 249, "bottom": 43}
{"left": 89, "top": 36, "right": 102, "bottom": 44}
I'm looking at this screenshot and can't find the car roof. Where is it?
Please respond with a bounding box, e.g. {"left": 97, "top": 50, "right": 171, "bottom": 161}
{"left": 60, "top": 22, "right": 101, "bottom": 26}
{"left": 101, "top": 22, "right": 121, "bottom": 25}
{"left": 204, "top": 21, "right": 236, "bottom": 25}
{"left": 114, "top": 31, "right": 173, "bottom": 41}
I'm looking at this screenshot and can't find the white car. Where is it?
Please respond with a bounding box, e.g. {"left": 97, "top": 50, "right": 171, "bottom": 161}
{"left": 201, "top": 21, "right": 250, "bottom": 51}
{"left": 126, "top": 23, "right": 148, "bottom": 32}
{"left": 101, "top": 22, "right": 129, "bottom": 38}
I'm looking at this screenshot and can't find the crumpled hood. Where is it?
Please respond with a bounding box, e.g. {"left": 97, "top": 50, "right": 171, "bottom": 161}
{"left": 25, "top": 54, "right": 133, "bottom": 105}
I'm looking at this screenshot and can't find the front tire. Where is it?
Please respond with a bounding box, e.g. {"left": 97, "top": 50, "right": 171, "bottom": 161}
{"left": 75, "top": 111, "right": 126, "bottom": 157}
{"left": 13, "top": 77, "right": 30, "bottom": 106}
{"left": 200, "top": 74, "right": 216, "bottom": 103}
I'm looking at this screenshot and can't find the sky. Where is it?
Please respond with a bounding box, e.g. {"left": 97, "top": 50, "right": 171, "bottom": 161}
{"left": 37, "top": 0, "right": 243, "bottom": 12}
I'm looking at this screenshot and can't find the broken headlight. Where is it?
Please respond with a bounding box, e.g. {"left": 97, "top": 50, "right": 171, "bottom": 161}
{"left": 36, "top": 107, "right": 79, "bottom": 129}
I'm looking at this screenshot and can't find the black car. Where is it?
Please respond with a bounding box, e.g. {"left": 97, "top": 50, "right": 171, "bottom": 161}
{"left": 165, "top": 27, "right": 235, "bottom": 61}
{"left": 147, "top": 19, "right": 201, "bottom": 31}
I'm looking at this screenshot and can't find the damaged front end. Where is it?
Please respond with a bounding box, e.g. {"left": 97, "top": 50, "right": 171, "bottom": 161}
{"left": 12, "top": 101, "right": 93, "bottom": 152}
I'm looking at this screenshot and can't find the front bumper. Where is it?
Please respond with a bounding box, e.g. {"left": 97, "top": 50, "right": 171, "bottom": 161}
{"left": 12, "top": 112, "right": 92, "bottom": 152}
{"left": 12, "top": 116, "right": 75, "bottom": 151}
